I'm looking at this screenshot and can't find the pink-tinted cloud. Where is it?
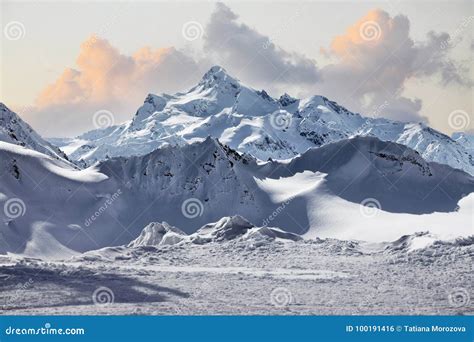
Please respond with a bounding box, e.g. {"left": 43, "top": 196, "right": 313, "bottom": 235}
{"left": 27, "top": 36, "right": 203, "bottom": 136}
{"left": 317, "top": 9, "right": 470, "bottom": 122}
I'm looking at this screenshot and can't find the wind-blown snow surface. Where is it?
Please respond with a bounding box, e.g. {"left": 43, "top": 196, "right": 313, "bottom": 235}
{"left": 51, "top": 66, "right": 474, "bottom": 175}
{"left": 0, "top": 232, "right": 472, "bottom": 315}
{"left": 0, "top": 136, "right": 472, "bottom": 256}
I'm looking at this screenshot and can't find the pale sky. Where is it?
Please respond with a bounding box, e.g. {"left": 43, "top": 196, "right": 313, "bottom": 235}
{"left": 1, "top": 0, "right": 472, "bottom": 137}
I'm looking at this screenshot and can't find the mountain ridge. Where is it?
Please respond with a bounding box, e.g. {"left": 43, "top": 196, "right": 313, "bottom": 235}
{"left": 0, "top": 103, "right": 73, "bottom": 166}
{"left": 46, "top": 66, "right": 473, "bottom": 175}
{"left": 1, "top": 135, "right": 472, "bottom": 256}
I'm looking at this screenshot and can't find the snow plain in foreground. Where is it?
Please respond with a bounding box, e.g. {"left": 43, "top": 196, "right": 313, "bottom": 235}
{"left": 1, "top": 233, "right": 472, "bottom": 315}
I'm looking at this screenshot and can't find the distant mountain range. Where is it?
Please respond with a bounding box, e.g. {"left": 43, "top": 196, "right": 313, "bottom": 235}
{"left": 47, "top": 66, "right": 473, "bottom": 175}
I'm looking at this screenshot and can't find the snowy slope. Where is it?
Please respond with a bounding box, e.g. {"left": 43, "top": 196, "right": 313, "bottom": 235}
{"left": 452, "top": 132, "right": 474, "bottom": 156}
{"left": 51, "top": 66, "right": 473, "bottom": 175}
{"left": 0, "top": 103, "right": 72, "bottom": 165}
{"left": 0, "top": 136, "right": 472, "bottom": 256}
{"left": 0, "top": 141, "right": 110, "bottom": 256}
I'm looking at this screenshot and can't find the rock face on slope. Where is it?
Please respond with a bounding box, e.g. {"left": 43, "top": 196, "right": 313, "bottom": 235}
{"left": 50, "top": 66, "right": 473, "bottom": 175}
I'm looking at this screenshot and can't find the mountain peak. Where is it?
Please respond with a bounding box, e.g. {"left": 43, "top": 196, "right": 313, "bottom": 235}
{"left": 203, "top": 65, "right": 229, "bottom": 78}
{"left": 199, "top": 65, "right": 240, "bottom": 89}
{"left": 278, "top": 93, "right": 298, "bottom": 106}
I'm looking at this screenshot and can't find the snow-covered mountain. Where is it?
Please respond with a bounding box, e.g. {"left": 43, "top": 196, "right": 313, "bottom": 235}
{"left": 51, "top": 66, "right": 473, "bottom": 175}
{"left": 0, "top": 103, "right": 72, "bottom": 165}
{"left": 1, "top": 136, "right": 472, "bottom": 256}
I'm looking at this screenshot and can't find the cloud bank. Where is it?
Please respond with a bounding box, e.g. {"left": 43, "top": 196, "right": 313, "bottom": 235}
{"left": 27, "top": 36, "right": 203, "bottom": 136}
{"left": 203, "top": 3, "right": 320, "bottom": 88}
{"left": 21, "top": 3, "right": 471, "bottom": 137}
{"left": 317, "top": 9, "right": 470, "bottom": 122}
